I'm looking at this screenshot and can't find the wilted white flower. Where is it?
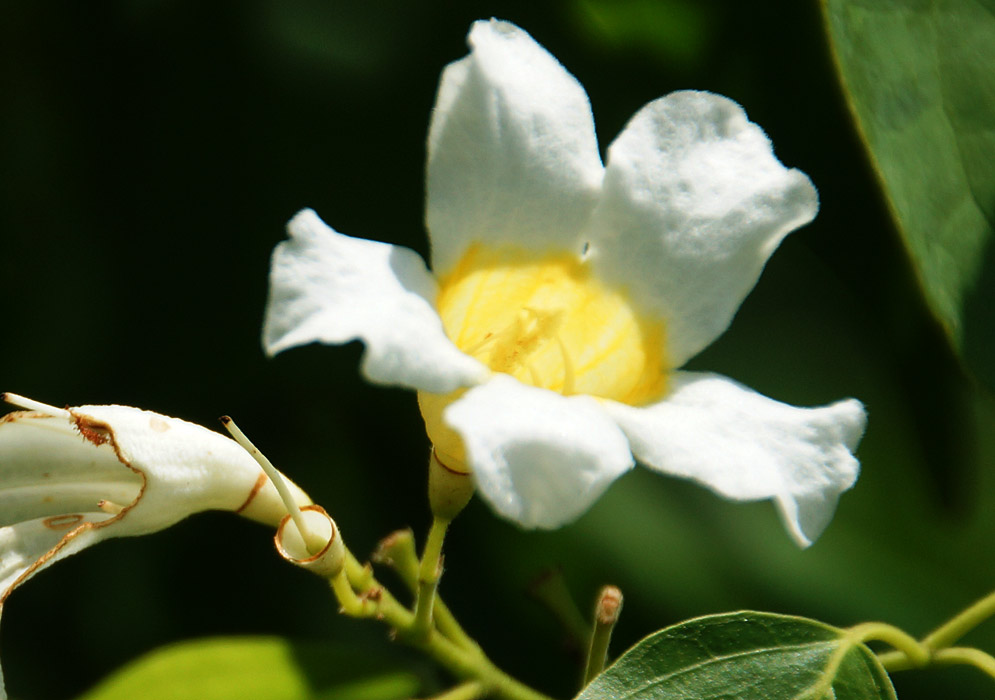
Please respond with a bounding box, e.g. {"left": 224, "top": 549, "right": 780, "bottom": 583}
{"left": 263, "top": 20, "right": 865, "bottom": 547}
{"left": 0, "top": 395, "right": 309, "bottom": 700}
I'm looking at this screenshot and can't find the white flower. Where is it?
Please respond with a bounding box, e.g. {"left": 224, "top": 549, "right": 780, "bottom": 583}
{"left": 0, "top": 395, "right": 309, "bottom": 700}
{"left": 263, "top": 19, "right": 865, "bottom": 547}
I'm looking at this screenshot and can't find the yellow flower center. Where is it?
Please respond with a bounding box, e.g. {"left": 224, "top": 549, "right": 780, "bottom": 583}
{"left": 418, "top": 244, "right": 668, "bottom": 473}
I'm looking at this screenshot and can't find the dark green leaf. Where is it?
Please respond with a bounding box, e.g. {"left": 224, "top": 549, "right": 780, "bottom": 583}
{"left": 823, "top": 0, "right": 995, "bottom": 387}
{"left": 577, "top": 612, "right": 896, "bottom": 700}
{"left": 76, "top": 637, "right": 424, "bottom": 700}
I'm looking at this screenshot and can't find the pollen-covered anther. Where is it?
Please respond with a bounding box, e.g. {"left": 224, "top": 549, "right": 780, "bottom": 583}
{"left": 274, "top": 505, "right": 345, "bottom": 578}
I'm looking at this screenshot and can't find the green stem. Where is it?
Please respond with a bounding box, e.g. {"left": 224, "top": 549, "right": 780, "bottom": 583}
{"left": 932, "top": 647, "right": 995, "bottom": 680}
{"left": 331, "top": 569, "right": 378, "bottom": 617}
{"left": 922, "top": 590, "right": 995, "bottom": 652}
{"left": 426, "top": 681, "right": 488, "bottom": 700}
{"left": 374, "top": 529, "right": 481, "bottom": 652}
{"left": 882, "top": 645, "right": 995, "bottom": 681}
{"left": 876, "top": 649, "right": 915, "bottom": 672}
{"left": 412, "top": 517, "right": 450, "bottom": 639}
{"left": 529, "top": 569, "right": 591, "bottom": 652}
{"left": 849, "top": 622, "right": 929, "bottom": 668}
{"left": 333, "top": 545, "right": 555, "bottom": 700}
{"left": 804, "top": 622, "right": 929, "bottom": 700}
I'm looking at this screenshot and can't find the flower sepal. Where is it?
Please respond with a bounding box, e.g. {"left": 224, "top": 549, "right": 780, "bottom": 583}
{"left": 427, "top": 449, "right": 475, "bottom": 522}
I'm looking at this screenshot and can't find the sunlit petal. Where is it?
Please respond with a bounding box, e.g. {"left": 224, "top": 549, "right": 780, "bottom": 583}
{"left": 603, "top": 372, "right": 865, "bottom": 547}
{"left": 444, "top": 375, "right": 633, "bottom": 529}
{"left": 589, "top": 91, "right": 818, "bottom": 366}
{"left": 427, "top": 19, "right": 603, "bottom": 275}
{"left": 264, "top": 209, "right": 487, "bottom": 393}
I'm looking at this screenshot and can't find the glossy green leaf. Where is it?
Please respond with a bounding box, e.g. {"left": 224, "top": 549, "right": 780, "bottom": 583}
{"left": 576, "top": 612, "right": 896, "bottom": 700}
{"left": 823, "top": 0, "right": 995, "bottom": 387}
{"left": 76, "top": 637, "right": 424, "bottom": 700}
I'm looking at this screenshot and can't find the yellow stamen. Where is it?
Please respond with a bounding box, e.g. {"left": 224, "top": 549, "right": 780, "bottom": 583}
{"left": 419, "top": 244, "right": 667, "bottom": 473}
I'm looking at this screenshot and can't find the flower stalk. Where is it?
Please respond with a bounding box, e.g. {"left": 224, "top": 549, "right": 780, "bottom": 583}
{"left": 329, "top": 543, "right": 553, "bottom": 700}
{"left": 412, "top": 516, "right": 450, "bottom": 639}
{"left": 374, "top": 530, "right": 479, "bottom": 651}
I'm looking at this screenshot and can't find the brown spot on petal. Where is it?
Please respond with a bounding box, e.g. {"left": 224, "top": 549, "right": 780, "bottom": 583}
{"left": 149, "top": 416, "right": 170, "bottom": 433}
{"left": 43, "top": 514, "right": 85, "bottom": 530}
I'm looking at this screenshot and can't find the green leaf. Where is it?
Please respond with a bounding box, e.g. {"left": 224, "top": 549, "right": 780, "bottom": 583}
{"left": 576, "top": 612, "right": 896, "bottom": 700}
{"left": 76, "top": 637, "right": 425, "bottom": 700}
{"left": 823, "top": 0, "right": 995, "bottom": 388}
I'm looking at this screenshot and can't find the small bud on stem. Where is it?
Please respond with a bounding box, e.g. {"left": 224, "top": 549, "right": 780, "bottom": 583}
{"left": 583, "top": 585, "right": 623, "bottom": 686}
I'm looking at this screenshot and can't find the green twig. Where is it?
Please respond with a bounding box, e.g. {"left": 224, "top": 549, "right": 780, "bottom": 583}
{"left": 932, "top": 647, "right": 995, "bottom": 680}
{"left": 922, "top": 590, "right": 995, "bottom": 652}
{"left": 412, "top": 517, "right": 450, "bottom": 640}
{"left": 528, "top": 568, "right": 592, "bottom": 653}
{"left": 332, "top": 544, "right": 554, "bottom": 700}
{"left": 421, "top": 681, "right": 488, "bottom": 700}
{"left": 374, "top": 529, "right": 481, "bottom": 652}
{"left": 849, "top": 622, "right": 929, "bottom": 668}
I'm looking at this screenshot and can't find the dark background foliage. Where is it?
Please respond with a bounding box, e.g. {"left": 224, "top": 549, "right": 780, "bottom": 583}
{"left": 2, "top": 1, "right": 993, "bottom": 698}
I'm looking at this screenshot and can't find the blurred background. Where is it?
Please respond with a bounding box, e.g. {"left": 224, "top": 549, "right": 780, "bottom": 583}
{"left": 2, "top": 1, "right": 993, "bottom": 698}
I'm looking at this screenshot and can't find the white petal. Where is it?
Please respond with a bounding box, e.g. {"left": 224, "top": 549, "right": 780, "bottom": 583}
{"left": 0, "top": 404, "right": 312, "bottom": 699}
{"left": 603, "top": 372, "right": 865, "bottom": 547}
{"left": 75, "top": 405, "right": 310, "bottom": 531}
{"left": 426, "top": 19, "right": 604, "bottom": 275}
{"left": 0, "top": 412, "right": 141, "bottom": 527}
{"left": 589, "top": 91, "right": 819, "bottom": 367}
{"left": 0, "top": 515, "right": 108, "bottom": 700}
{"left": 444, "top": 374, "right": 633, "bottom": 529}
{"left": 0, "top": 405, "right": 310, "bottom": 626}
{"left": 263, "top": 209, "right": 487, "bottom": 393}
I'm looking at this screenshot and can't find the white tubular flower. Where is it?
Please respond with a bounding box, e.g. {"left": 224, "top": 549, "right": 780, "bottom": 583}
{"left": 263, "top": 19, "right": 865, "bottom": 547}
{"left": 0, "top": 394, "right": 310, "bottom": 700}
